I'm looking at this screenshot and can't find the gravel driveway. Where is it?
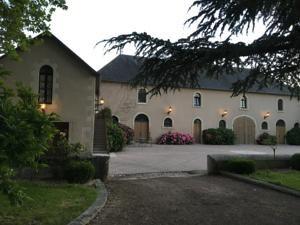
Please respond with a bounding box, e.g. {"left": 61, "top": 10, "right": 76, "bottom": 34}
{"left": 89, "top": 175, "right": 300, "bottom": 225}
{"left": 109, "top": 144, "right": 300, "bottom": 175}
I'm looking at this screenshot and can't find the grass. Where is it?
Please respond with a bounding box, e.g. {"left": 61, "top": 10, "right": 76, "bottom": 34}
{"left": 250, "top": 170, "right": 300, "bottom": 191}
{"left": 0, "top": 181, "right": 98, "bottom": 225}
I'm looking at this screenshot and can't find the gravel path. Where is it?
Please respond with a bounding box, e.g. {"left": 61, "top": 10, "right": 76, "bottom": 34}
{"left": 89, "top": 175, "right": 300, "bottom": 225}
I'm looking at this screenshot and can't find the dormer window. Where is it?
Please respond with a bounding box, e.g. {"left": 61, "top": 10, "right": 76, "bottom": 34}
{"left": 39, "top": 65, "right": 53, "bottom": 104}
{"left": 193, "top": 93, "right": 201, "bottom": 107}
{"left": 137, "top": 88, "right": 147, "bottom": 103}
{"left": 278, "top": 99, "right": 284, "bottom": 111}
{"left": 240, "top": 96, "right": 247, "bottom": 109}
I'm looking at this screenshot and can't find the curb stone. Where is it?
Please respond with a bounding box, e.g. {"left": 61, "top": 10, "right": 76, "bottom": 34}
{"left": 67, "top": 179, "right": 108, "bottom": 225}
{"left": 221, "top": 171, "right": 300, "bottom": 198}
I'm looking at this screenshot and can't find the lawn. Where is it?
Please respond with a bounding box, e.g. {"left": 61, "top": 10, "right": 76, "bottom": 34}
{"left": 250, "top": 170, "right": 300, "bottom": 191}
{"left": 0, "top": 181, "right": 98, "bottom": 225}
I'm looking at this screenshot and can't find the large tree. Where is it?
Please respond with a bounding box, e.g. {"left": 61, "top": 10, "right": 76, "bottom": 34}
{"left": 0, "top": 0, "right": 67, "bottom": 58}
{"left": 102, "top": 0, "right": 300, "bottom": 97}
{"left": 0, "top": 0, "right": 67, "bottom": 204}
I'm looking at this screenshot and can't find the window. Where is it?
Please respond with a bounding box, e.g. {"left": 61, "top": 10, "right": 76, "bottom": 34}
{"left": 219, "top": 120, "right": 226, "bottom": 129}
{"left": 261, "top": 121, "right": 268, "bottom": 130}
{"left": 39, "top": 65, "right": 53, "bottom": 104}
{"left": 240, "top": 96, "right": 247, "bottom": 109}
{"left": 137, "top": 88, "right": 147, "bottom": 103}
{"left": 53, "top": 122, "right": 69, "bottom": 140}
{"left": 294, "top": 123, "right": 299, "bottom": 129}
{"left": 112, "top": 116, "right": 119, "bottom": 124}
{"left": 193, "top": 93, "right": 201, "bottom": 107}
{"left": 163, "top": 118, "right": 173, "bottom": 128}
{"left": 278, "top": 99, "right": 284, "bottom": 111}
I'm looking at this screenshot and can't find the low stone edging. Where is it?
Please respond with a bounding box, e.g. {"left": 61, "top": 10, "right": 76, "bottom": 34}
{"left": 221, "top": 171, "right": 300, "bottom": 198}
{"left": 67, "top": 179, "right": 108, "bottom": 225}
{"left": 207, "top": 154, "right": 291, "bottom": 174}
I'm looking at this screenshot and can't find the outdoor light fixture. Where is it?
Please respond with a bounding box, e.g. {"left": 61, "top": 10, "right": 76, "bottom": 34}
{"left": 221, "top": 110, "right": 228, "bottom": 117}
{"left": 99, "top": 97, "right": 105, "bottom": 106}
{"left": 40, "top": 103, "right": 46, "bottom": 111}
{"left": 167, "top": 106, "right": 172, "bottom": 114}
{"left": 264, "top": 112, "right": 270, "bottom": 119}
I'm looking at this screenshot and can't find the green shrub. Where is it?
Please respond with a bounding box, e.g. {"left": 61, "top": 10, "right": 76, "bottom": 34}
{"left": 223, "top": 159, "right": 256, "bottom": 174}
{"left": 118, "top": 123, "right": 134, "bottom": 144}
{"left": 64, "top": 160, "right": 95, "bottom": 183}
{"left": 106, "top": 123, "right": 124, "bottom": 152}
{"left": 101, "top": 107, "right": 127, "bottom": 152}
{"left": 286, "top": 128, "right": 300, "bottom": 145}
{"left": 202, "top": 128, "right": 234, "bottom": 145}
{"left": 256, "top": 133, "right": 277, "bottom": 145}
{"left": 290, "top": 154, "right": 300, "bottom": 170}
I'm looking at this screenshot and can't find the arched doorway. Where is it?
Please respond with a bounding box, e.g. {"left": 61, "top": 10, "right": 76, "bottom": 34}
{"left": 193, "top": 119, "right": 202, "bottom": 143}
{"left": 134, "top": 114, "right": 149, "bottom": 141}
{"left": 233, "top": 116, "right": 256, "bottom": 144}
{"left": 276, "top": 120, "right": 286, "bottom": 144}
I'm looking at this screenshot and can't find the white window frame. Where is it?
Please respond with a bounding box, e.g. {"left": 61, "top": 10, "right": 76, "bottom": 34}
{"left": 137, "top": 88, "right": 148, "bottom": 104}
{"left": 193, "top": 92, "right": 202, "bottom": 108}
{"left": 277, "top": 98, "right": 284, "bottom": 112}
{"left": 240, "top": 96, "right": 248, "bottom": 110}
{"left": 163, "top": 117, "right": 173, "bottom": 128}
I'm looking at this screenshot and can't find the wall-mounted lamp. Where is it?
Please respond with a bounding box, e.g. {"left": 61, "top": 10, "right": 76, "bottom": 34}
{"left": 40, "top": 103, "right": 46, "bottom": 112}
{"left": 167, "top": 106, "right": 172, "bottom": 114}
{"left": 221, "top": 110, "right": 228, "bottom": 117}
{"left": 99, "top": 97, "right": 105, "bottom": 106}
{"left": 264, "top": 112, "right": 270, "bottom": 119}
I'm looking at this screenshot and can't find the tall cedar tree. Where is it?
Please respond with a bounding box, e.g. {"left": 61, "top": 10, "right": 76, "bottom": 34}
{"left": 102, "top": 0, "right": 300, "bottom": 98}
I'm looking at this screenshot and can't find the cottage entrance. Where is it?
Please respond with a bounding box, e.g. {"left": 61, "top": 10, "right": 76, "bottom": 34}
{"left": 134, "top": 114, "right": 149, "bottom": 141}
{"left": 233, "top": 116, "right": 255, "bottom": 144}
{"left": 193, "top": 119, "right": 202, "bottom": 143}
{"left": 276, "top": 120, "right": 286, "bottom": 144}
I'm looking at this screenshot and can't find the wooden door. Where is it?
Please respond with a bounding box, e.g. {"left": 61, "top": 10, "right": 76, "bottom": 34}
{"left": 276, "top": 120, "right": 286, "bottom": 144}
{"left": 134, "top": 114, "right": 149, "bottom": 141}
{"left": 193, "top": 119, "right": 202, "bottom": 143}
{"left": 233, "top": 116, "right": 255, "bottom": 144}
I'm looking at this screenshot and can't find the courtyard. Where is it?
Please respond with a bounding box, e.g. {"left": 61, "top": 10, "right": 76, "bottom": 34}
{"left": 109, "top": 144, "right": 300, "bottom": 176}
{"left": 90, "top": 175, "right": 300, "bottom": 225}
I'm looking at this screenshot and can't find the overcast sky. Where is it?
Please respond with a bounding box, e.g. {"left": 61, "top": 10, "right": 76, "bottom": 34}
{"left": 50, "top": 0, "right": 264, "bottom": 71}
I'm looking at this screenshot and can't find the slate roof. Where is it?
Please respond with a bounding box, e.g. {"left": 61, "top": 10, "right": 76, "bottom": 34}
{"left": 99, "top": 54, "right": 290, "bottom": 96}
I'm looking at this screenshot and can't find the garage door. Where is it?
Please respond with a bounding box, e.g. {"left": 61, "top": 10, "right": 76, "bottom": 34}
{"left": 233, "top": 116, "right": 256, "bottom": 144}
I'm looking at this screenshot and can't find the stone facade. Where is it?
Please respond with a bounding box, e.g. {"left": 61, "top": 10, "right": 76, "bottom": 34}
{"left": 100, "top": 80, "right": 300, "bottom": 144}
{"left": 0, "top": 35, "right": 97, "bottom": 153}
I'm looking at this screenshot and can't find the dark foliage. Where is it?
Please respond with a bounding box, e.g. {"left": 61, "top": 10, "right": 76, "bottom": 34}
{"left": 64, "top": 160, "right": 95, "bottom": 184}
{"left": 256, "top": 133, "right": 277, "bottom": 145}
{"left": 202, "top": 128, "right": 234, "bottom": 145}
{"left": 101, "top": 0, "right": 300, "bottom": 98}
{"left": 101, "top": 107, "right": 125, "bottom": 152}
{"left": 286, "top": 128, "right": 300, "bottom": 145}
{"left": 290, "top": 154, "right": 300, "bottom": 170}
{"left": 223, "top": 159, "right": 256, "bottom": 174}
{"left": 118, "top": 123, "right": 134, "bottom": 144}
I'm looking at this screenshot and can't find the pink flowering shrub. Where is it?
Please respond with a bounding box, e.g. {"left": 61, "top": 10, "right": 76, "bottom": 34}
{"left": 157, "top": 132, "right": 193, "bottom": 145}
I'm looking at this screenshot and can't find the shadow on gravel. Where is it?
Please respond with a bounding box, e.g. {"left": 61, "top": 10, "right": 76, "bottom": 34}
{"left": 89, "top": 175, "right": 300, "bottom": 225}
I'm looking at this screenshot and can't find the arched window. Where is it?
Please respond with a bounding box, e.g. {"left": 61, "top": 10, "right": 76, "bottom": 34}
{"left": 163, "top": 118, "right": 173, "bottom": 128}
{"left": 219, "top": 120, "right": 226, "bottom": 129}
{"left": 278, "top": 99, "right": 284, "bottom": 111}
{"left": 240, "top": 96, "right": 247, "bottom": 109}
{"left": 137, "top": 88, "right": 147, "bottom": 103}
{"left": 39, "top": 65, "right": 53, "bottom": 104}
{"left": 112, "top": 116, "right": 119, "bottom": 124}
{"left": 261, "top": 121, "right": 268, "bottom": 130}
{"left": 294, "top": 123, "right": 299, "bottom": 129}
{"left": 193, "top": 93, "right": 201, "bottom": 107}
